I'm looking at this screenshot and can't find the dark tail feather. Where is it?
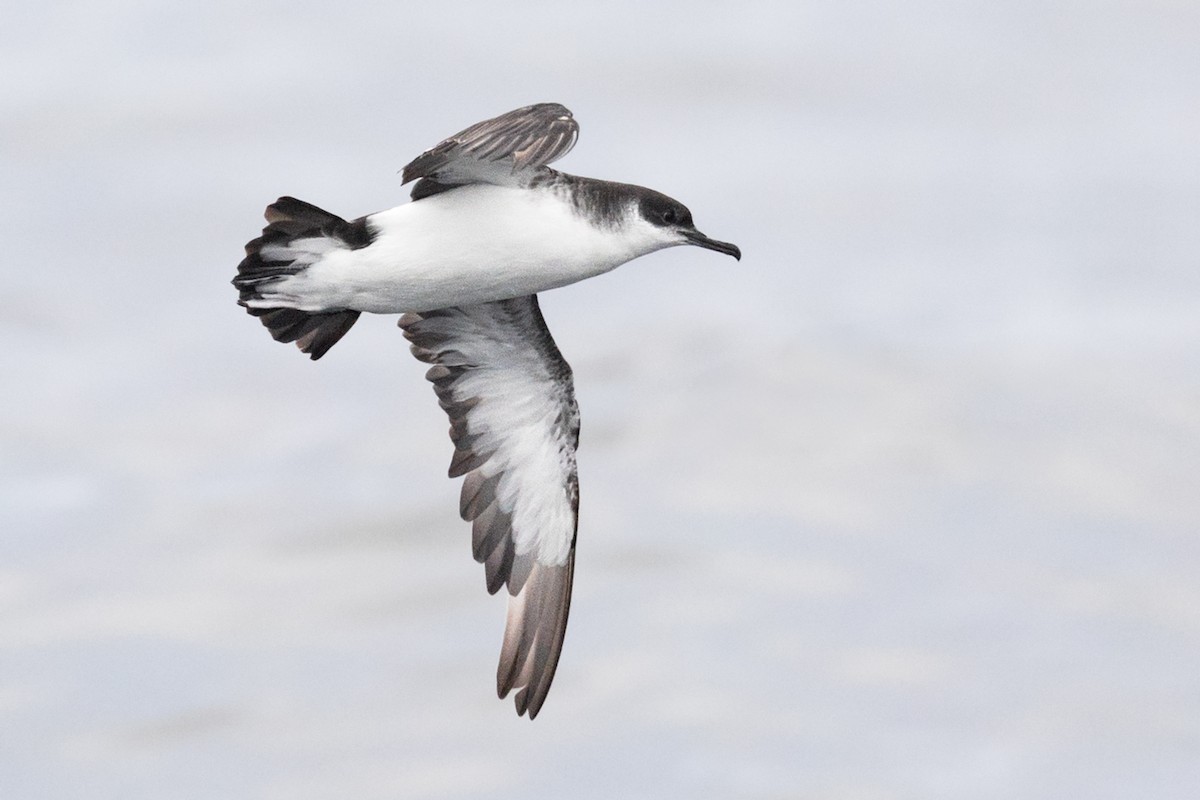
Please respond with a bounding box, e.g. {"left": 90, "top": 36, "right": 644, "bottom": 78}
{"left": 233, "top": 196, "right": 373, "bottom": 360}
{"left": 246, "top": 306, "right": 361, "bottom": 361}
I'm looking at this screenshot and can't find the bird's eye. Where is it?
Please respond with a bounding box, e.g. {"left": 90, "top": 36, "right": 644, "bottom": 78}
{"left": 661, "top": 209, "right": 677, "bottom": 225}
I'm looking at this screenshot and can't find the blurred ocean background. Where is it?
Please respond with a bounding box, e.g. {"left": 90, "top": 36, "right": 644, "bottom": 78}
{"left": 2, "top": 2, "right": 1198, "bottom": 798}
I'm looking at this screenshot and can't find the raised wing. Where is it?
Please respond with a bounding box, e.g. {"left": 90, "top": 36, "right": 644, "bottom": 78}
{"left": 401, "top": 103, "right": 579, "bottom": 199}
{"left": 400, "top": 296, "right": 580, "bottom": 719}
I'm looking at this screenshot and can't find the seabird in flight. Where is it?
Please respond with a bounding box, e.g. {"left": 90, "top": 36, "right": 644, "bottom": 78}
{"left": 233, "top": 102, "right": 740, "bottom": 718}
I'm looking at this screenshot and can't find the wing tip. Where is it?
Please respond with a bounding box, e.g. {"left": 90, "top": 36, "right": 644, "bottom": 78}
{"left": 400, "top": 102, "right": 580, "bottom": 190}
{"left": 494, "top": 554, "right": 575, "bottom": 720}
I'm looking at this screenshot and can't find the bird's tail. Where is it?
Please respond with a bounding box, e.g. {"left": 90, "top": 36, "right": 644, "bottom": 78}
{"left": 232, "top": 196, "right": 368, "bottom": 360}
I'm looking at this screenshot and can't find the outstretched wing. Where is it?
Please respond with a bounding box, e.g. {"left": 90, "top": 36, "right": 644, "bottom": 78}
{"left": 400, "top": 296, "right": 580, "bottom": 719}
{"left": 401, "top": 103, "right": 579, "bottom": 199}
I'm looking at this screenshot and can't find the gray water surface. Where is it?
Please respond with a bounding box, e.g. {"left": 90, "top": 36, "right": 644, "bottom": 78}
{"left": 3, "top": 3, "right": 1198, "bottom": 798}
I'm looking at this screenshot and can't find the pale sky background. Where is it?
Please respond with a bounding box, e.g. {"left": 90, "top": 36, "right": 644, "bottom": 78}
{"left": 2, "top": 2, "right": 1198, "bottom": 798}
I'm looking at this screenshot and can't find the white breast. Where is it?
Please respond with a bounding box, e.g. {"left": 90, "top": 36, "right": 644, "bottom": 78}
{"left": 305, "top": 185, "right": 643, "bottom": 313}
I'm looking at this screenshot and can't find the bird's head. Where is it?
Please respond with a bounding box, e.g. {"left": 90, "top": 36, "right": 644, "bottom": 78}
{"left": 633, "top": 189, "right": 741, "bottom": 261}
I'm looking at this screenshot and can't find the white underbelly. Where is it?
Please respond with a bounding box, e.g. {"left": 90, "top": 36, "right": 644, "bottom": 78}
{"left": 305, "top": 185, "right": 635, "bottom": 313}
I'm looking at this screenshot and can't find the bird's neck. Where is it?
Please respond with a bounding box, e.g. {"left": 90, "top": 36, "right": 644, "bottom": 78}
{"left": 534, "top": 170, "right": 646, "bottom": 232}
